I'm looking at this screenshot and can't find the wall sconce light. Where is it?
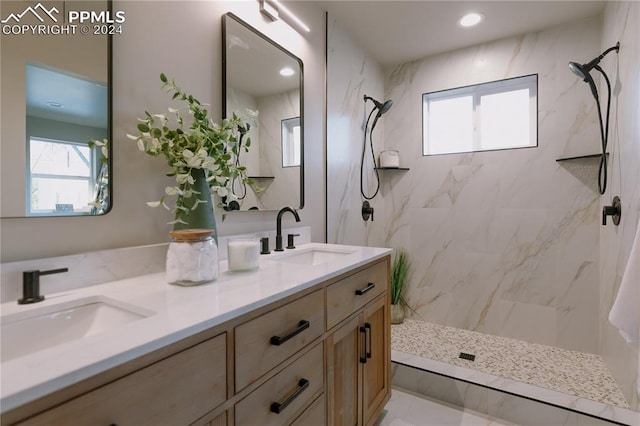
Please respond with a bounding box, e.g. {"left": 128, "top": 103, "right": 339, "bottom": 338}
{"left": 259, "top": 0, "right": 279, "bottom": 21}
{"left": 258, "top": 0, "right": 310, "bottom": 33}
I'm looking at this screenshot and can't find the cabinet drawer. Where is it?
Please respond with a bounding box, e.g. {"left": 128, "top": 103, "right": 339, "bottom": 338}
{"left": 19, "top": 333, "right": 227, "bottom": 426}
{"left": 235, "top": 343, "right": 324, "bottom": 426}
{"left": 326, "top": 261, "right": 388, "bottom": 330}
{"left": 291, "top": 394, "right": 325, "bottom": 426}
{"left": 235, "top": 289, "right": 324, "bottom": 391}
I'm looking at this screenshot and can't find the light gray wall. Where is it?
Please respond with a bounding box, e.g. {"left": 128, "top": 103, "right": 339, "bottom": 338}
{"left": 0, "top": 1, "right": 325, "bottom": 262}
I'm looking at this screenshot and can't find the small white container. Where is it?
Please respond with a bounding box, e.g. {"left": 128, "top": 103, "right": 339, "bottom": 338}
{"left": 228, "top": 237, "right": 260, "bottom": 271}
{"left": 379, "top": 150, "right": 400, "bottom": 168}
{"left": 166, "top": 229, "right": 219, "bottom": 286}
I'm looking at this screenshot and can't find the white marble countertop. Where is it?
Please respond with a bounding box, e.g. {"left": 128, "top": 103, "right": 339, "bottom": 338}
{"left": 0, "top": 243, "right": 392, "bottom": 413}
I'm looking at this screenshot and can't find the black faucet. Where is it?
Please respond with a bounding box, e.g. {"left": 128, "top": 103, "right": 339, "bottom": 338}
{"left": 19, "top": 268, "right": 68, "bottom": 304}
{"left": 275, "top": 207, "right": 301, "bottom": 251}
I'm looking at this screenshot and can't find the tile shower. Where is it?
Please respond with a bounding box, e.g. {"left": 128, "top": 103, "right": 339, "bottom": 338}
{"left": 327, "top": 1, "right": 640, "bottom": 423}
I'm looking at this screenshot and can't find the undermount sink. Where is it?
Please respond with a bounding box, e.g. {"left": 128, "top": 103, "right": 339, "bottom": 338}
{"left": 268, "top": 247, "right": 355, "bottom": 266}
{"left": 1, "top": 296, "right": 154, "bottom": 362}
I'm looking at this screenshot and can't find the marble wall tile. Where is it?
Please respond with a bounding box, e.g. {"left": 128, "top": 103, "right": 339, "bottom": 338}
{"left": 599, "top": 1, "right": 640, "bottom": 410}
{"left": 487, "top": 392, "right": 579, "bottom": 426}
{"left": 328, "top": 13, "right": 604, "bottom": 351}
{"left": 326, "top": 14, "right": 387, "bottom": 248}
{"left": 390, "top": 17, "right": 602, "bottom": 352}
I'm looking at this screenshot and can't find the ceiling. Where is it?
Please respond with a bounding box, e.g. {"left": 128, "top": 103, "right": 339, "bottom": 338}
{"left": 310, "top": 1, "right": 606, "bottom": 66}
{"left": 26, "top": 64, "right": 108, "bottom": 129}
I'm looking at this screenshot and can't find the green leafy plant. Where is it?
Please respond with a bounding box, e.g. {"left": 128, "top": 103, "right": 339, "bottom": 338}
{"left": 88, "top": 138, "right": 109, "bottom": 164}
{"left": 127, "top": 73, "right": 256, "bottom": 225}
{"left": 391, "top": 249, "right": 411, "bottom": 305}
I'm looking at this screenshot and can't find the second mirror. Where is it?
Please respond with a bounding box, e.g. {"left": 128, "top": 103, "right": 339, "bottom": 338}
{"left": 222, "top": 12, "right": 304, "bottom": 211}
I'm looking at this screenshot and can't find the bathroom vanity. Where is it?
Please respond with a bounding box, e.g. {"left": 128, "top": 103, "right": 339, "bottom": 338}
{"left": 0, "top": 243, "right": 391, "bottom": 426}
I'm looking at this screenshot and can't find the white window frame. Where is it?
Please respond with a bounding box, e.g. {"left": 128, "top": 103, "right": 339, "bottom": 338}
{"left": 422, "top": 74, "right": 538, "bottom": 156}
{"left": 27, "top": 136, "right": 96, "bottom": 216}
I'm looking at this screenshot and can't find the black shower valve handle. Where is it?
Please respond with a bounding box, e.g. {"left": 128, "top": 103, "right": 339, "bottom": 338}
{"left": 362, "top": 201, "right": 374, "bottom": 222}
{"left": 602, "top": 196, "right": 621, "bottom": 226}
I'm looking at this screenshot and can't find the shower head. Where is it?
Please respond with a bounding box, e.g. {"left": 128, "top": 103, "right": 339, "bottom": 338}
{"left": 568, "top": 61, "right": 587, "bottom": 79}
{"left": 377, "top": 99, "right": 393, "bottom": 117}
{"left": 568, "top": 42, "right": 620, "bottom": 87}
{"left": 364, "top": 95, "right": 393, "bottom": 118}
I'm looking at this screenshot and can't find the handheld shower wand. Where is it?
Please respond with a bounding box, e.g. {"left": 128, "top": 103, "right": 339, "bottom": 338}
{"left": 568, "top": 42, "right": 620, "bottom": 195}
{"left": 361, "top": 95, "right": 393, "bottom": 201}
{"left": 230, "top": 123, "right": 251, "bottom": 203}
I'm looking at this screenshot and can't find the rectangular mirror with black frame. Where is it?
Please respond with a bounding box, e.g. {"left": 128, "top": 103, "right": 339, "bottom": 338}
{"left": 222, "top": 12, "right": 303, "bottom": 211}
{"left": 0, "top": 0, "right": 112, "bottom": 218}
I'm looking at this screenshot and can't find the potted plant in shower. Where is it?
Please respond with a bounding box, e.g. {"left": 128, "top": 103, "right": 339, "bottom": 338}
{"left": 391, "top": 248, "right": 411, "bottom": 324}
{"left": 127, "top": 73, "right": 256, "bottom": 234}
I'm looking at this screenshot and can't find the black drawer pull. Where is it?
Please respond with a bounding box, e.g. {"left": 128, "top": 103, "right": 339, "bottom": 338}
{"left": 365, "top": 322, "right": 372, "bottom": 359}
{"left": 355, "top": 282, "right": 375, "bottom": 296}
{"left": 270, "top": 378, "right": 309, "bottom": 414}
{"left": 359, "top": 325, "right": 367, "bottom": 363}
{"left": 270, "top": 320, "right": 310, "bottom": 346}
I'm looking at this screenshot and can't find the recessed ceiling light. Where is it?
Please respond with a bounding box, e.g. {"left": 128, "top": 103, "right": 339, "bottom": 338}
{"left": 458, "top": 12, "right": 484, "bottom": 28}
{"left": 46, "top": 101, "right": 63, "bottom": 108}
{"left": 280, "top": 67, "right": 295, "bottom": 77}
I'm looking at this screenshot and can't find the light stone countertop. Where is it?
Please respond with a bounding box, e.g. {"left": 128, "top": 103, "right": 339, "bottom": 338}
{"left": 0, "top": 242, "right": 392, "bottom": 414}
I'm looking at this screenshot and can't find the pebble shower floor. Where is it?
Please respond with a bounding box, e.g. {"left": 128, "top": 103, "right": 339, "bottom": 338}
{"left": 391, "top": 319, "right": 629, "bottom": 409}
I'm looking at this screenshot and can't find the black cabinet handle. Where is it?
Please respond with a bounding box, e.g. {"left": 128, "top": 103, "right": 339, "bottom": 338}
{"left": 359, "top": 325, "right": 367, "bottom": 363}
{"left": 270, "top": 320, "right": 310, "bottom": 346}
{"left": 270, "top": 378, "right": 309, "bottom": 414}
{"left": 365, "top": 322, "right": 372, "bottom": 359}
{"left": 355, "top": 282, "right": 375, "bottom": 296}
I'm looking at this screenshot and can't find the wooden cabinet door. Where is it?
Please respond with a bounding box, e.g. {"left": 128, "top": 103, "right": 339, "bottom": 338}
{"left": 362, "top": 295, "right": 390, "bottom": 426}
{"left": 326, "top": 315, "right": 362, "bottom": 426}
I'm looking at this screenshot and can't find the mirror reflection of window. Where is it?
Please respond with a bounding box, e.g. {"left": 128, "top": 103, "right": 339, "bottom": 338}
{"left": 282, "top": 117, "right": 301, "bottom": 167}
{"left": 28, "top": 138, "right": 94, "bottom": 215}
{"left": 25, "top": 64, "right": 108, "bottom": 216}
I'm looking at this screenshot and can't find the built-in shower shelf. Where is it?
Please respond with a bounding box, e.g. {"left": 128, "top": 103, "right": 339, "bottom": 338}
{"left": 555, "top": 153, "right": 607, "bottom": 162}
{"left": 556, "top": 153, "right": 609, "bottom": 193}
{"left": 375, "top": 167, "right": 410, "bottom": 171}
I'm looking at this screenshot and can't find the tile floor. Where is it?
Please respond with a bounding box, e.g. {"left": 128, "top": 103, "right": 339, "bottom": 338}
{"left": 377, "top": 388, "right": 515, "bottom": 426}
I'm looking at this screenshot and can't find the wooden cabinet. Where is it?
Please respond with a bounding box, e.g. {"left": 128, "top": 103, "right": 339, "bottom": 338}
{"left": 235, "top": 289, "right": 324, "bottom": 392}
{"left": 326, "top": 260, "right": 387, "bottom": 330}
{"left": 327, "top": 315, "right": 361, "bottom": 426}
{"left": 235, "top": 343, "right": 323, "bottom": 426}
{"left": 291, "top": 394, "right": 326, "bottom": 426}
{"left": 17, "top": 333, "right": 227, "bottom": 426}
{"left": 326, "top": 261, "right": 391, "bottom": 426}
{"left": 5, "top": 256, "right": 390, "bottom": 426}
{"left": 361, "top": 296, "right": 390, "bottom": 425}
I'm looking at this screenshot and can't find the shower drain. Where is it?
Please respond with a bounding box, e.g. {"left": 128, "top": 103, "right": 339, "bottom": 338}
{"left": 459, "top": 352, "right": 476, "bottom": 361}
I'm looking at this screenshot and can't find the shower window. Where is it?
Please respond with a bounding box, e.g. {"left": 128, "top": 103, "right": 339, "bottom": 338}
{"left": 282, "top": 116, "right": 301, "bottom": 167}
{"left": 422, "top": 74, "right": 537, "bottom": 155}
